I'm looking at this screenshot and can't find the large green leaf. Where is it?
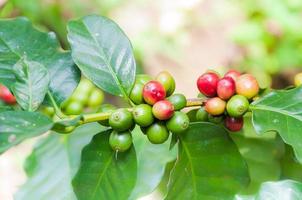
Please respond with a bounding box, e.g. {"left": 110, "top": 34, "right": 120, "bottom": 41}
{"left": 72, "top": 129, "right": 137, "bottom": 200}
{"left": 165, "top": 122, "right": 250, "bottom": 200}
{"left": 250, "top": 87, "right": 302, "bottom": 163}
{"left": 12, "top": 58, "right": 50, "bottom": 111}
{"left": 0, "top": 17, "right": 80, "bottom": 104}
{"left": 16, "top": 123, "right": 102, "bottom": 200}
{"left": 67, "top": 15, "right": 136, "bottom": 97}
{"left": 0, "top": 111, "right": 53, "bottom": 154}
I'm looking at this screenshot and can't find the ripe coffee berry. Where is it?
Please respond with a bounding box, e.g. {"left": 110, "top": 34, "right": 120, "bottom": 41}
{"left": 109, "top": 131, "right": 132, "bottom": 152}
{"left": 166, "top": 111, "right": 190, "bottom": 134}
{"left": 132, "top": 104, "right": 154, "bottom": 127}
{"left": 109, "top": 108, "right": 134, "bottom": 132}
{"left": 143, "top": 81, "right": 166, "bottom": 105}
{"left": 217, "top": 77, "right": 235, "bottom": 100}
{"left": 146, "top": 122, "right": 169, "bottom": 144}
{"left": 226, "top": 95, "right": 249, "bottom": 117}
{"left": 205, "top": 97, "right": 226, "bottom": 116}
{"left": 224, "top": 69, "right": 241, "bottom": 81}
{"left": 225, "top": 116, "right": 243, "bottom": 132}
{"left": 152, "top": 100, "right": 174, "bottom": 120}
{"left": 130, "top": 82, "right": 144, "bottom": 105}
{"left": 196, "top": 72, "right": 220, "bottom": 97}
{"left": 196, "top": 107, "right": 208, "bottom": 122}
{"left": 0, "top": 85, "right": 16, "bottom": 104}
{"left": 236, "top": 74, "right": 259, "bottom": 99}
{"left": 156, "top": 71, "right": 175, "bottom": 96}
{"left": 167, "top": 93, "right": 187, "bottom": 111}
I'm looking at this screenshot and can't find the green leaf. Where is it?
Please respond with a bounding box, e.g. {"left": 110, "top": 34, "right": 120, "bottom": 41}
{"left": 16, "top": 123, "right": 102, "bottom": 200}
{"left": 67, "top": 15, "right": 136, "bottom": 97}
{"left": 0, "top": 111, "right": 53, "bottom": 154}
{"left": 165, "top": 122, "right": 250, "bottom": 200}
{"left": 250, "top": 87, "right": 302, "bottom": 163}
{"left": 12, "top": 57, "right": 50, "bottom": 111}
{"left": 72, "top": 129, "right": 137, "bottom": 200}
{"left": 0, "top": 17, "right": 80, "bottom": 104}
{"left": 129, "top": 127, "right": 177, "bottom": 199}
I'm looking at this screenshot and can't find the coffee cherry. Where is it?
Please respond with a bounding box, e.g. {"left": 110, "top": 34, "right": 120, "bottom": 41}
{"left": 224, "top": 69, "right": 241, "bottom": 81}
{"left": 70, "top": 91, "right": 89, "bottom": 105}
{"left": 152, "top": 100, "right": 174, "bottom": 120}
{"left": 208, "top": 114, "right": 224, "bottom": 124}
{"left": 196, "top": 107, "right": 208, "bottom": 121}
{"left": 226, "top": 95, "right": 249, "bottom": 117}
{"left": 205, "top": 97, "right": 226, "bottom": 116}
{"left": 77, "top": 78, "right": 94, "bottom": 94}
{"left": 98, "top": 104, "right": 117, "bottom": 126}
{"left": 294, "top": 72, "right": 302, "bottom": 87}
{"left": 109, "top": 131, "right": 132, "bottom": 152}
{"left": 65, "top": 101, "right": 83, "bottom": 115}
{"left": 167, "top": 94, "right": 187, "bottom": 110}
{"left": 136, "top": 74, "right": 152, "bottom": 85}
{"left": 0, "top": 85, "right": 16, "bottom": 104}
{"left": 196, "top": 72, "right": 220, "bottom": 97}
{"left": 225, "top": 116, "right": 243, "bottom": 132}
{"left": 217, "top": 77, "right": 235, "bottom": 100}
{"left": 146, "top": 122, "right": 169, "bottom": 144}
{"left": 166, "top": 111, "right": 190, "bottom": 134}
{"left": 87, "top": 88, "right": 104, "bottom": 107}
{"left": 132, "top": 104, "right": 154, "bottom": 127}
{"left": 109, "top": 108, "right": 134, "bottom": 131}
{"left": 156, "top": 71, "right": 175, "bottom": 96}
{"left": 41, "top": 106, "right": 55, "bottom": 118}
{"left": 236, "top": 74, "right": 259, "bottom": 99}
{"left": 130, "top": 82, "right": 144, "bottom": 105}
{"left": 143, "top": 81, "right": 166, "bottom": 105}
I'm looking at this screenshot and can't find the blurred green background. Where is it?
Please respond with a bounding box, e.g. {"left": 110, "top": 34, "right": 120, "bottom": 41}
{"left": 1, "top": 0, "right": 302, "bottom": 199}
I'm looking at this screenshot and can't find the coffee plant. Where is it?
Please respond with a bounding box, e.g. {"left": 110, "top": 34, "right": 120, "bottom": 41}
{"left": 0, "top": 15, "right": 302, "bottom": 200}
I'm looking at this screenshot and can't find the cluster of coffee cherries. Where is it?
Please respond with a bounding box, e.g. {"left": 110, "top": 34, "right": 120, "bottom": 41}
{"left": 102, "top": 71, "right": 189, "bottom": 152}
{"left": 0, "top": 84, "right": 16, "bottom": 105}
{"left": 195, "top": 70, "right": 259, "bottom": 132}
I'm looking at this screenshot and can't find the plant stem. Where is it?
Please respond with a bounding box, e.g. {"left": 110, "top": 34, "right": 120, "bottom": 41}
{"left": 47, "top": 91, "right": 66, "bottom": 118}
{"left": 186, "top": 98, "right": 206, "bottom": 107}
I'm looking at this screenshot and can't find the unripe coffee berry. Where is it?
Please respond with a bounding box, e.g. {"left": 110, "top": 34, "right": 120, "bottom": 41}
{"left": 166, "top": 111, "right": 190, "bottom": 134}
{"left": 167, "top": 93, "right": 187, "bottom": 110}
{"left": 196, "top": 107, "right": 208, "bottom": 122}
{"left": 143, "top": 81, "right": 166, "bottom": 105}
{"left": 87, "top": 88, "right": 104, "bottom": 107}
{"left": 205, "top": 97, "right": 226, "bottom": 116}
{"left": 98, "top": 104, "right": 117, "bottom": 126}
{"left": 136, "top": 74, "right": 152, "bottom": 85}
{"left": 226, "top": 95, "right": 249, "bottom": 117}
{"left": 152, "top": 100, "right": 174, "bottom": 120}
{"left": 0, "top": 85, "right": 16, "bottom": 104}
{"left": 224, "top": 69, "right": 241, "bottom": 81}
{"left": 196, "top": 72, "right": 220, "bottom": 97}
{"left": 156, "top": 71, "right": 175, "bottom": 96}
{"left": 146, "top": 122, "right": 169, "bottom": 144}
{"left": 65, "top": 101, "right": 83, "bottom": 115}
{"left": 130, "top": 82, "right": 144, "bottom": 105}
{"left": 109, "top": 108, "right": 134, "bottom": 131}
{"left": 132, "top": 104, "right": 154, "bottom": 127}
{"left": 294, "top": 72, "right": 302, "bottom": 87}
{"left": 109, "top": 131, "right": 132, "bottom": 152}
{"left": 236, "top": 74, "right": 259, "bottom": 99}
{"left": 225, "top": 116, "right": 243, "bottom": 132}
{"left": 217, "top": 77, "right": 235, "bottom": 100}
{"left": 208, "top": 114, "right": 224, "bottom": 124}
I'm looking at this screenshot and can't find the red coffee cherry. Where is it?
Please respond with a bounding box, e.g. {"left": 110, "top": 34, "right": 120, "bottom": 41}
{"left": 152, "top": 100, "right": 174, "bottom": 120}
{"left": 236, "top": 74, "right": 259, "bottom": 99}
{"left": 224, "top": 69, "right": 241, "bottom": 81}
{"left": 225, "top": 116, "right": 244, "bottom": 132}
{"left": 196, "top": 72, "right": 220, "bottom": 97}
{"left": 217, "top": 77, "right": 235, "bottom": 100}
{"left": 143, "top": 81, "right": 166, "bottom": 105}
{"left": 0, "top": 85, "right": 16, "bottom": 104}
{"left": 205, "top": 97, "right": 226, "bottom": 116}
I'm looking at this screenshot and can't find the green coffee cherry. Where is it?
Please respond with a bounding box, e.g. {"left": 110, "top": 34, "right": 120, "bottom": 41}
{"left": 166, "top": 111, "right": 190, "bottom": 134}
{"left": 70, "top": 91, "right": 89, "bottom": 105}
{"left": 77, "top": 78, "right": 95, "bottom": 94}
{"left": 87, "top": 88, "right": 104, "bottom": 107}
{"left": 98, "top": 104, "right": 117, "bottom": 126}
{"left": 132, "top": 104, "right": 154, "bottom": 127}
{"left": 109, "top": 131, "right": 132, "bottom": 152}
{"left": 64, "top": 101, "right": 83, "bottom": 115}
{"left": 196, "top": 107, "right": 208, "bottom": 122}
{"left": 156, "top": 71, "right": 176, "bottom": 96}
{"left": 226, "top": 95, "right": 249, "bottom": 117}
{"left": 136, "top": 74, "right": 152, "bottom": 85}
{"left": 167, "top": 94, "right": 187, "bottom": 110}
{"left": 146, "top": 122, "right": 169, "bottom": 144}
{"left": 186, "top": 109, "right": 198, "bottom": 122}
{"left": 130, "top": 82, "right": 144, "bottom": 105}
{"left": 208, "top": 114, "right": 224, "bottom": 124}
{"left": 41, "top": 106, "right": 55, "bottom": 118}
{"left": 109, "top": 108, "right": 134, "bottom": 132}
